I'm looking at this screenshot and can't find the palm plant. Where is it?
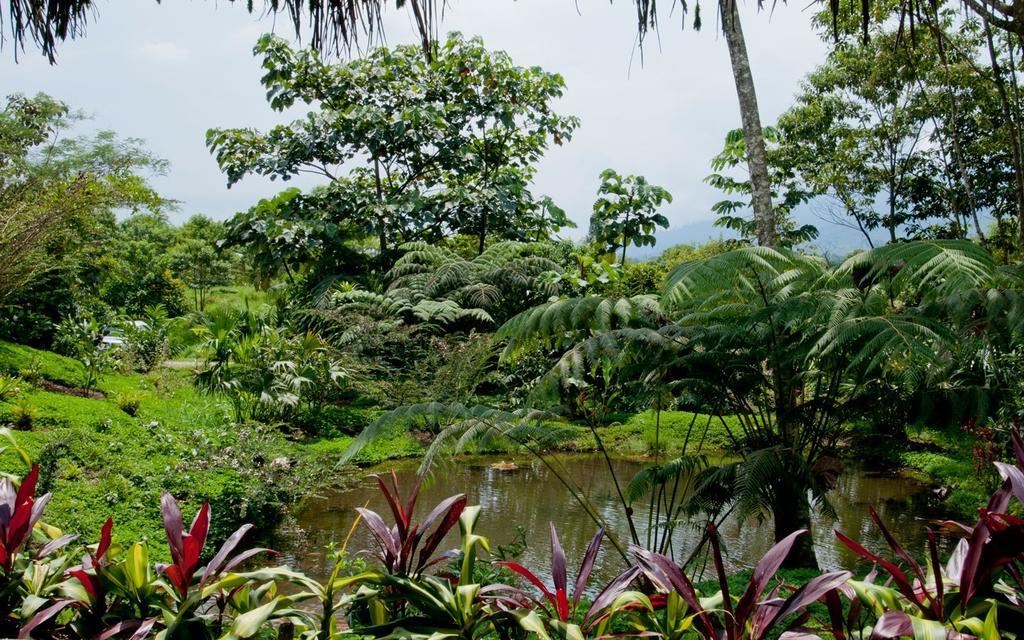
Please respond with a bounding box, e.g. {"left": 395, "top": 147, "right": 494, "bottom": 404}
{"left": 194, "top": 308, "right": 348, "bottom": 422}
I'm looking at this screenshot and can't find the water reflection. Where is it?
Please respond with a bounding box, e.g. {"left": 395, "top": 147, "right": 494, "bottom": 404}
{"left": 276, "top": 454, "right": 948, "bottom": 586}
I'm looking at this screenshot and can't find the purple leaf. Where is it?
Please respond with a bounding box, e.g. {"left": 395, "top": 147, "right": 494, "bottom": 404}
{"left": 128, "top": 618, "right": 158, "bottom": 640}
{"left": 97, "top": 620, "right": 144, "bottom": 640}
{"left": 736, "top": 528, "right": 806, "bottom": 627}
{"left": 356, "top": 508, "right": 399, "bottom": 561}
{"left": 761, "top": 570, "right": 851, "bottom": 637}
{"left": 994, "top": 461, "right": 1024, "bottom": 505}
{"left": 823, "top": 590, "right": 848, "bottom": 640}
{"left": 550, "top": 522, "right": 567, "bottom": 595}
{"left": 28, "top": 493, "right": 51, "bottom": 530}
{"left": 633, "top": 547, "right": 715, "bottom": 637}
{"left": 415, "top": 494, "right": 467, "bottom": 573}
{"left": 371, "top": 473, "right": 408, "bottom": 538}
{"left": 959, "top": 486, "right": 1012, "bottom": 604}
{"left": 221, "top": 547, "right": 275, "bottom": 574}
{"left": 202, "top": 523, "right": 254, "bottom": 584}
{"left": 574, "top": 528, "right": 604, "bottom": 608}
{"left": 18, "top": 599, "right": 73, "bottom": 639}
{"left": 584, "top": 565, "right": 641, "bottom": 626}
{"left": 0, "top": 477, "right": 16, "bottom": 527}
{"left": 161, "top": 492, "right": 185, "bottom": 566}
{"left": 36, "top": 534, "right": 78, "bottom": 559}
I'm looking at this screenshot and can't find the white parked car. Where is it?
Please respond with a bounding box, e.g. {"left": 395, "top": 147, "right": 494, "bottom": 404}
{"left": 99, "top": 320, "right": 150, "bottom": 350}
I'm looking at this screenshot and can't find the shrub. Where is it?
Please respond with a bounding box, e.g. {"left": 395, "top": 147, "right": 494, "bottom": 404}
{"left": 52, "top": 314, "right": 112, "bottom": 391}
{"left": 120, "top": 305, "right": 172, "bottom": 372}
{"left": 114, "top": 391, "right": 144, "bottom": 416}
{"left": 9, "top": 399, "right": 39, "bottom": 430}
{"left": 0, "top": 374, "right": 21, "bottom": 401}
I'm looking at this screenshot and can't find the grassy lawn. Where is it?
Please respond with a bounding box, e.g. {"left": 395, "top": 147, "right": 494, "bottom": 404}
{"left": 0, "top": 340, "right": 415, "bottom": 555}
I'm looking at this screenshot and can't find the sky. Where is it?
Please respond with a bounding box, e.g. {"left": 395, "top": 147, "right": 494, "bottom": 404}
{"left": 1, "top": 0, "right": 869, "bottom": 254}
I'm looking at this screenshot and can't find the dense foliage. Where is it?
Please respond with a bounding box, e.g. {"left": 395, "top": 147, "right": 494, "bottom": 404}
{"left": 7, "top": 1, "right": 1024, "bottom": 637}
{"left": 1, "top": 431, "right": 1022, "bottom": 638}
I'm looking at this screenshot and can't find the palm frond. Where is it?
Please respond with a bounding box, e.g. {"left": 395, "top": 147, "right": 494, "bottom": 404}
{"left": 11, "top": 0, "right": 442, "bottom": 64}
{"left": 663, "top": 246, "right": 824, "bottom": 314}
{"left": 626, "top": 455, "right": 708, "bottom": 503}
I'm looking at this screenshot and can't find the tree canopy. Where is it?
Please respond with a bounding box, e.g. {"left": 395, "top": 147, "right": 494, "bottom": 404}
{"left": 209, "top": 33, "right": 578, "bottom": 282}
{"left": 0, "top": 92, "right": 167, "bottom": 302}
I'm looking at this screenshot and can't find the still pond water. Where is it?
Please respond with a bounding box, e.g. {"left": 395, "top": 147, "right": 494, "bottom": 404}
{"left": 275, "top": 454, "right": 946, "bottom": 585}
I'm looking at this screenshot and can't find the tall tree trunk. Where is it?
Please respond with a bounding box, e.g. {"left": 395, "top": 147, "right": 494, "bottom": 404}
{"left": 720, "top": 0, "right": 776, "bottom": 247}
{"left": 620, "top": 211, "right": 630, "bottom": 265}
{"left": 773, "top": 481, "right": 819, "bottom": 569}
{"left": 477, "top": 211, "right": 488, "bottom": 255}
{"left": 984, "top": 19, "right": 1024, "bottom": 255}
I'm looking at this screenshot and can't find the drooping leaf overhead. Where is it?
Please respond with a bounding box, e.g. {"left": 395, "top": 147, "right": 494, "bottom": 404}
{"left": 2, "top": 0, "right": 443, "bottom": 63}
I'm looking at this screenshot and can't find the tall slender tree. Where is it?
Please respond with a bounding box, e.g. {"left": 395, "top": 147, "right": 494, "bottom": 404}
{"left": 720, "top": 0, "right": 778, "bottom": 246}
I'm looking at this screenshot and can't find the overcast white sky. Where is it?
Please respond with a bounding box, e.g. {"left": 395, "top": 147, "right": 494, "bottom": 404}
{"left": 2, "top": 0, "right": 861, "bottom": 251}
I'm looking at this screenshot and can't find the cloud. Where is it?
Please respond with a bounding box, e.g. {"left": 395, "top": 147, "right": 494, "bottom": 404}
{"left": 224, "top": 23, "right": 270, "bottom": 50}
{"left": 139, "top": 41, "right": 191, "bottom": 62}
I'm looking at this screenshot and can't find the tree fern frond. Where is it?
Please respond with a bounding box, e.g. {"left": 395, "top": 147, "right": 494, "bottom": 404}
{"left": 835, "top": 240, "right": 996, "bottom": 299}
{"left": 497, "top": 295, "right": 661, "bottom": 355}
{"left": 626, "top": 455, "right": 708, "bottom": 503}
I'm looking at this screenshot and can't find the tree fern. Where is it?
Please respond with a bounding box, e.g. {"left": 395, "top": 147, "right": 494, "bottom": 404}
{"left": 326, "top": 241, "right": 563, "bottom": 331}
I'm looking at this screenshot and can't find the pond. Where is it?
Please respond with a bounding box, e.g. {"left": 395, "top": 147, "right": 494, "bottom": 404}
{"left": 274, "top": 454, "right": 947, "bottom": 586}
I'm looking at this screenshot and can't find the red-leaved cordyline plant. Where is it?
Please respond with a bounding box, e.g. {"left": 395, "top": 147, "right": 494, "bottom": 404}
{"left": 495, "top": 523, "right": 640, "bottom": 628}
{"left": 160, "top": 491, "right": 271, "bottom": 599}
{"left": 18, "top": 517, "right": 113, "bottom": 639}
{"left": 0, "top": 465, "right": 49, "bottom": 574}
{"left": 68, "top": 516, "right": 114, "bottom": 608}
{"left": 161, "top": 492, "right": 211, "bottom": 598}
{"left": 355, "top": 470, "right": 468, "bottom": 578}
{"left": 833, "top": 426, "right": 1024, "bottom": 637}
{"left": 634, "top": 526, "right": 851, "bottom": 640}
